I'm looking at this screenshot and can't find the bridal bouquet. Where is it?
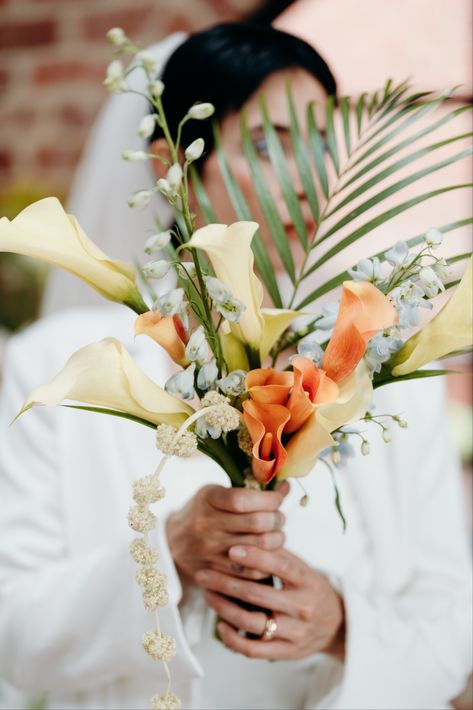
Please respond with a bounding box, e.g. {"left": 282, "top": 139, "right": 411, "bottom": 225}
{"left": 0, "top": 29, "right": 472, "bottom": 709}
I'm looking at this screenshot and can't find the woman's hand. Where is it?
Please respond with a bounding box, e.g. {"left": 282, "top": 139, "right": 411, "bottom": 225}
{"left": 196, "top": 545, "right": 345, "bottom": 661}
{"left": 166, "top": 483, "right": 289, "bottom": 583}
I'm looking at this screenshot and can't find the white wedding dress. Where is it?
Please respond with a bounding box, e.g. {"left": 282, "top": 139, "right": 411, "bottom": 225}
{"left": 0, "top": 303, "right": 471, "bottom": 710}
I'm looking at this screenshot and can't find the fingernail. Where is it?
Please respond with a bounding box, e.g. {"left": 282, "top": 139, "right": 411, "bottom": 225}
{"left": 229, "top": 545, "right": 247, "bottom": 559}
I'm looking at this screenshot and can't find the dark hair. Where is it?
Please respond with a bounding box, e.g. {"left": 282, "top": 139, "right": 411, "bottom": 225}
{"left": 152, "top": 22, "right": 336, "bottom": 168}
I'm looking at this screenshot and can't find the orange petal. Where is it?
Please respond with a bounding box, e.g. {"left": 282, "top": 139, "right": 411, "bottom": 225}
{"left": 135, "top": 311, "right": 189, "bottom": 366}
{"left": 322, "top": 281, "right": 398, "bottom": 381}
{"left": 243, "top": 399, "right": 290, "bottom": 484}
{"left": 285, "top": 356, "right": 339, "bottom": 433}
{"left": 246, "top": 367, "right": 293, "bottom": 406}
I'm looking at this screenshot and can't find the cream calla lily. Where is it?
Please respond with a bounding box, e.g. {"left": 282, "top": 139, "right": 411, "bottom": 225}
{"left": 0, "top": 197, "right": 148, "bottom": 313}
{"left": 277, "top": 362, "right": 373, "bottom": 479}
{"left": 18, "top": 338, "right": 193, "bottom": 428}
{"left": 392, "top": 258, "right": 473, "bottom": 376}
{"left": 187, "top": 222, "right": 299, "bottom": 363}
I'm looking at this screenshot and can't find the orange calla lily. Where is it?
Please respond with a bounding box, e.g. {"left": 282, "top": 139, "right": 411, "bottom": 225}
{"left": 135, "top": 310, "right": 189, "bottom": 366}
{"left": 242, "top": 399, "right": 290, "bottom": 484}
{"left": 246, "top": 368, "right": 293, "bottom": 406}
{"left": 285, "top": 356, "right": 339, "bottom": 434}
{"left": 322, "top": 281, "right": 398, "bottom": 382}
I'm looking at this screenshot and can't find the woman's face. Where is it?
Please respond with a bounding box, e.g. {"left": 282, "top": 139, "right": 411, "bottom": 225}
{"left": 198, "top": 68, "right": 328, "bottom": 270}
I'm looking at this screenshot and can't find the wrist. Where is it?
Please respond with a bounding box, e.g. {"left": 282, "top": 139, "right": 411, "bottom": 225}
{"left": 324, "top": 591, "right": 346, "bottom": 662}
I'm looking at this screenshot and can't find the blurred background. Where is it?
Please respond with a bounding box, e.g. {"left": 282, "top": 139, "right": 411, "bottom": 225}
{"left": 0, "top": 0, "right": 471, "bottom": 707}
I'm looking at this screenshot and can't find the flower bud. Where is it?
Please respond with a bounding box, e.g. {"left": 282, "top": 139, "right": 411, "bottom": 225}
{"left": 122, "top": 150, "right": 148, "bottom": 162}
{"left": 136, "top": 50, "right": 160, "bottom": 75}
{"left": 128, "top": 190, "right": 153, "bottom": 209}
{"left": 179, "top": 261, "right": 197, "bottom": 279}
{"left": 104, "top": 60, "right": 127, "bottom": 93}
{"left": 331, "top": 449, "right": 341, "bottom": 465}
{"left": 165, "top": 363, "right": 196, "bottom": 401}
{"left": 185, "top": 326, "right": 209, "bottom": 364}
{"left": 144, "top": 230, "right": 172, "bottom": 254}
{"left": 187, "top": 102, "right": 215, "bottom": 120}
{"left": 204, "top": 276, "right": 230, "bottom": 305}
{"left": 361, "top": 440, "right": 370, "bottom": 456}
{"left": 143, "top": 260, "right": 170, "bottom": 279}
{"left": 106, "top": 27, "right": 127, "bottom": 46}
{"left": 398, "top": 419, "right": 408, "bottom": 429}
{"left": 137, "top": 114, "right": 157, "bottom": 138}
{"left": 299, "top": 494, "right": 309, "bottom": 507}
{"left": 185, "top": 138, "right": 205, "bottom": 162}
{"left": 425, "top": 227, "right": 443, "bottom": 249}
{"left": 156, "top": 178, "right": 174, "bottom": 198}
{"left": 167, "top": 163, "right": 183, "bottom": 191}
{"left": 155, "top": 288, "right": 186, "bottom": 317}
{"left": 382, "top": 428, "right": 392, "bottom": 443}
{"left": 197, "top": 359, "right": 219, "bottom": 391}
{"left": 148, "top": 79, "right": 165, "bottom": 98}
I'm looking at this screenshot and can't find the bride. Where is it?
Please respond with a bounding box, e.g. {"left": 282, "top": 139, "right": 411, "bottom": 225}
{"left": 0, "top": 17, "right": 471, "bottom": 710}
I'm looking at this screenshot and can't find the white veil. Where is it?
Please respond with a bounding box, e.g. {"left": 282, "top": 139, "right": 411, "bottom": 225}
{"left": 41, "top": 32, "right": 187, "bottom": 315}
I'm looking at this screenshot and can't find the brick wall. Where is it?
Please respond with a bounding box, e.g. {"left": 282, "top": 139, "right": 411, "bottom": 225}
{"left": 0, "top": 0, "right": 257, "bottom": 201}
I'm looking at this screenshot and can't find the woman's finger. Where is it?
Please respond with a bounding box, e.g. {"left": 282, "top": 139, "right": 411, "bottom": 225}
{"left": 229, "top": 530, "right": 285, "bottom": 551}
{"left": 217, "top": 510, "right": 285, "bottom": 534}
{"left": 210, "top": 557, "right": 269, "bottom": 581}
{"left": 204, "top": 591, "right": 305, "bottom": 642}
{"left": 217, "top": 620, "right": 293, "bottom": 660}
{"left": 228, "top": 545, "right": 305, "bottom": 586}
{"left": 195, "top": 568, "right": 293, "bottom": 615}
{"left": 207, "top": 486, "right": 287, "bottom": 514}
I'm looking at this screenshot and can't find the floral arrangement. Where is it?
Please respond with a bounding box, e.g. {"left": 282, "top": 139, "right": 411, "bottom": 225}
{"left": 0, "top": 28, "right": 472, "bottom": 710}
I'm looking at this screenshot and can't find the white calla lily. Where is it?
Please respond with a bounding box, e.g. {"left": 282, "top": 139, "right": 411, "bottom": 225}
{"left": 0, "top": 197, "right": 148, "bottom": 313}
{"left": 187, "top": 222, "right": 299, "bottom": 364}
{"left": 17, "top": 338, "right": 193, "bottom": 428}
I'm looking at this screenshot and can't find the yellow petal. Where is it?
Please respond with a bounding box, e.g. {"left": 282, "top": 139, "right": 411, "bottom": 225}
{"left": 260, "top": 308, "right": 300, "bottom": 362}
{"left": 277, "top": 361, "right": 373, "bottom": 480}
{"left": 392, "top": 258, "right": 473, "bottom": 375}
{"left": 220, "top": 329, "right": 250, "bottom": 371}
{"left": 187, "top": 222, "right": 264, "bottom": 350}
{"left": 0, "top": 198, "right": 147, "bottom": 312}
{"left": 18, "top": 338, "right": 193, "bottom": 428}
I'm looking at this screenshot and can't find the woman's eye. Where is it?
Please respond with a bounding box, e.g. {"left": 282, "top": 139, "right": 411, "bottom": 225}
{"left": 253, "top": 137, "right": 270, "bottom": 159}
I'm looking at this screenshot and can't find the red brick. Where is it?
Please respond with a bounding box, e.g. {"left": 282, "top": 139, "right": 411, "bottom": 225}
{"left": 59, "top": 103, "right": 87, "bottom": 127}
{"left": 33, "top": 61, "right": 105, "bottom": 85}
{"left": 0, "top": 150, "right": 12, "bottom": 173}
{"left": 82, "top": 6, "right": 153, "bottom": 41}
{"left": 0, "top": 20, "right": 57, "bottom": 50}
{"left": 36, "top": 146, "right": 81, "bottom": 170}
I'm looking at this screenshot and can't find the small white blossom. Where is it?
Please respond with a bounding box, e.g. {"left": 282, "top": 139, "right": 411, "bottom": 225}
{"left": 331, "top": 449, "right": 341, "bottom": 465}
{"left": 155, "top": 288, "right": 186, "bottom": 316}
{"left": 194, "top": 416, "right": 221, "bottom": 440}
{"left": 197, "top": 359, "right": 218, "bottom": 390}
{"left": 185, "top": 326, "right": 209, "bottom": 364}
{"left": 433, "top": 257, "right": 450, "bottom": 282}
{"left": 188, "top": 102, "right": 215, "bottom": 120}
{"left": 382, "top": 428, "right": 392, "bottom": 443}
{"left": 361, "top": 440, "right": 370, "bottom": 455}
{"left": 384, "top": 241, "right": 414, "bottom": 267}
{"left": 132, "top": 474, "right": 165, "bottom": 505}
{"left": 418, "top": 266, "right": 444, "bottom": 298}
{"left": 348, "top": 257, "right": 383, "bottom": 284}
{"left": 425, "top": 227, "right": 443, "bottom": 249}
{"left": 165, "top": 363, "right": 196, "bottom": 400}
{"left": 128, "top": 505, "right": 156, "bottom": 533}
{"left": 217, "top": 369, "right": 247, "bottom": 396}
{"left": 142, "top": 631, "right": 176, "bottom": 662}
{"left": 128, "top": 189, "right": 153, "bottom": 209}
{"left": 129, "top": 539, "right": 158, "bottom": 565}
{"left": 145, "top": 230, "right": 172, "bottom": 254}
{"left": 137, "top": 114, "right": 157, "bottom": 138}
{"left": 296, "top": 335, "right": 324, "bottom": 365}
{"left": 244, "top": 474, "right": 261, "bottom": 489}
{"left": 390, "top": 279, "right": 431, "bottom": 328}
{"left": 143, "top": 260, "right": 171, "bottom": 280}
{"left": 215, "top": 296, "right": 246, "bottom": 323}
{"left": 136, "top": 50, "right": 160, "bottom": 74}
{"left": 317, "top": 301, "right": 339, "bottom": 331}
{"left": 156, "top": 424, "right": 198, "bottom": 457}
{"left": 179, "top": 261, "right": 197, "bottom": 279}
{"left": 364, "top": 330, "right": 403, "bottom": 373}
{"left": 106, "top": 27, "right": 127, "bottom": 46}
{"left": 185, "top": 138, "right": 205, "bottom": 162}
{"left": 167, "top": 163, "right": 183, "bottom": 191}
{"left": 156, "top": 178, "right": 175, "bottom": 198}
{"left": 204, "top": 276, "right": 230, "bottom": 304}
{"left": 104, "top": 59, "right": 127, "bottom": 92}
{"left": 151, "top": 693, "right": 181, "bottom": 710}
{"left": 122, "top": 149, "right": 148, "bottom": 162}
{"left": 148, "top": 79, "right": 165, "bottom": 98}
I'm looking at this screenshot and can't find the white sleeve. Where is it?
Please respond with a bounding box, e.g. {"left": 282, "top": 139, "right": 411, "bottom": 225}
{"left": 328, "top": 379, "right": 472, "bottom": 710}
{"left": 0, "top": 333, "right": 202, "bottom": 694}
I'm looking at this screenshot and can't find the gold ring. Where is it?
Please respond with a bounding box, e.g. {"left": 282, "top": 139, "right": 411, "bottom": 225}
{"left": 262, "top": 616, "right": 278, "bottom": 640}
